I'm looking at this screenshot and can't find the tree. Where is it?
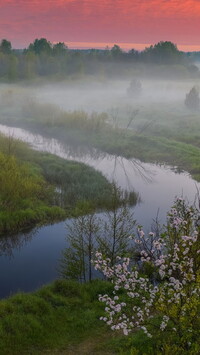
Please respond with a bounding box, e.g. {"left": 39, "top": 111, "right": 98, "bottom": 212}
{"left": 0, "top": 39, "right": 12, "bottom": 54}
{"left": 53, "top": 42, "right": 68, "bottom": 56}
{"left": 97, "top": 184, "right": 136, "bottom": 266}
{"left": 185, "top": 86, "right": 200, "bottom": 110}
{"left": 24, "top": 52, "right": 37, "bottom": 79}
{"left": 94, "top": 198, "right": 200, "bottom": 350}
{"left": 7, "top": 55, "right": 18, "bottom": 81}
{"left": 28, "top": 38, "right": 52, "bottom": 55}
{"left": 142, "top": 41, "right": 183, "bottom": 64}
{"left": 59, "top": 184, "right": 137, "bottom": 280}
{"left": 111, "top": 45, "right": 123, "bottom": 59}
{"left": 128, "top": 49, "right": 139, "bottom": 62}
{"left": 59, "top": 203, "right": 100, "bottom": 282}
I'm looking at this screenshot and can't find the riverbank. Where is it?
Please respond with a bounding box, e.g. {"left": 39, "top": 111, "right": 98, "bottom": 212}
{"left": 0, "top": 134, "right": 116, "bottom": 234}
{"left": 1, "top": 94, "right": 200, "bottom": 182}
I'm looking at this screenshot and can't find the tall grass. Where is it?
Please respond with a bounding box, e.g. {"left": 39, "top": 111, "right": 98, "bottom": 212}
{"left": 0, "top": 134, "right": 118, "bottom": 234}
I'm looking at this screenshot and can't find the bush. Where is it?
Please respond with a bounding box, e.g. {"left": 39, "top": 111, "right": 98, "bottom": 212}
{"left": 94, "top": 198, "right": 200, "bottom": 352}
{"left": 185, "top": 86, "right": 200, "bottom": 110}
{"left": 127, "top": 79, "right": 142, "bottom": 98}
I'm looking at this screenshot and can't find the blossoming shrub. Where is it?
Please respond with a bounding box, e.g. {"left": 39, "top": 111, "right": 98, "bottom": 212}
{"left": 94, "top": 198, "right": 200, "bottom": 352}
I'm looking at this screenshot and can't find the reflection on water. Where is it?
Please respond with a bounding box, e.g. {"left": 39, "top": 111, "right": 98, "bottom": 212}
{"left": 0, "top": 123, "right": 155, "bottom": 188}
{"left": 0, "top": 228, "right": 38, "bottom": 258}
{"left": 0, "top": 124, "right": 199, "bottom": 298}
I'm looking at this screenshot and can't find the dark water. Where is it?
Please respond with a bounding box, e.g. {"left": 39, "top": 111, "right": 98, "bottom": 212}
{"left": 0, "top": 124, "right": 199, "bottom": 298}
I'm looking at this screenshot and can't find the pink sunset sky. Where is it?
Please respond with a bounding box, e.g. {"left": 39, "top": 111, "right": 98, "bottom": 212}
{"left": 0, "top": 0, "right": 200, "bottom": 51}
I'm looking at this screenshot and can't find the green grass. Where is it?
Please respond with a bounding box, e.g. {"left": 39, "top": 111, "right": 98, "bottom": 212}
{"left": 0, "top": 279, "right": 198, "bottom": 355}
{"left": 0, "top": 134, "right": 117, "bottom": 234}
{"left": 0, "top": 280, "right": 114, "bottom": 355}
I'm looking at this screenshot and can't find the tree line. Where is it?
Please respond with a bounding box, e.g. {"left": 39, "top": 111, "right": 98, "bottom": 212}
{"left": 0, "top": 38, "right": 195, "bottom": 81}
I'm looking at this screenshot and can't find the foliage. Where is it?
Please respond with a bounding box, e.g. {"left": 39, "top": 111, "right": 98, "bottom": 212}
{"left": 0, "top": 37, "right": 194, "bottom": 81}
{"left": 97, "top": 184, "right": 136, "bottom": 266}
{"left": 94, "top": 198, "right": 200, "bottom": 352}
{"left": 0, "top": 134, "right": 114, "bottom": 233}
{"left": 0, "top": 275, "right": 198, "bottom": 354}
{"left": 0, "top": 199, "right": 199, "bottom": 354}
{"left": 59, "top": 185, "right": 137, "bottom": 281}
{"left": 142, "top": 41, "right": 183, "bottom": 65}
{"left": 59, "top": 207, "right": 100, "bottom": 282}
{"left": 0, "top": 152, "right": 49, "bottom": 211}
{"left": 0, "top": 39, "right": 12, "bottom": 54}
{"left": 28, "top": 38, "right": 52, "bottom": 55}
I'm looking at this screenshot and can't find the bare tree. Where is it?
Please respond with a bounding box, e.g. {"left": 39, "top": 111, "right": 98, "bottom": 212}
{"left": 59, "top": 210, "right": 100, "bottom": 282}
{"left": 97, "top": 184, "right": 136, "bottom": 266}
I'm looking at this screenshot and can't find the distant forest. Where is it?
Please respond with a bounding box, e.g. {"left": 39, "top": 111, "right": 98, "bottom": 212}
{"left": 0, "top": 38, "right": 199, "bottom": 81}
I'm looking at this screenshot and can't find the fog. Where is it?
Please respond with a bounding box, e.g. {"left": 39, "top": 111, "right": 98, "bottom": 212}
{"left": 0, "top": 76, "right": 199, "bottom": 129}
{"left": 35, "top": 78, "right": 200, "bottom": 113}
{"left": 0, "top": 71, "right": 200, "bottom": 299}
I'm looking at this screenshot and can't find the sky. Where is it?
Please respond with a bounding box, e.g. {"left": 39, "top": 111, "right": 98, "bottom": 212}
{"left": 0, "top": 0, "right": 200, "bottom": 51}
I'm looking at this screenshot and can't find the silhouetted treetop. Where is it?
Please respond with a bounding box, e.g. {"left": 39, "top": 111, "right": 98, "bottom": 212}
{"left": 0, "top": 38, "right": 195, "bottom": 81}
{"left": 0, "top": 39, "right": 12, "bottom": 54}
{"left": 28, "top": 38, "right": 52, "bottom": 55}
{"left": 53, "top": 42, "right": 68, "bottom": 56}
{"left": 142, "top": 41, "right": 183, "bottom": 64}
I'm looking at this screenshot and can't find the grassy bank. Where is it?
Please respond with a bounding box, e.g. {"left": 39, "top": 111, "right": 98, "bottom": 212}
{"left": 0, "top": 279, "right": 198, "bottom": 355}
{"left": 0, "top": 134, "right": 115, "bottom": 234}
{"left": 0, "top": 92, "right": 200, "bottom": 181}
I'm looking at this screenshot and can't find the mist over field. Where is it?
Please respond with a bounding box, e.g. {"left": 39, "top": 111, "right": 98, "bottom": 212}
{"left": 1, "top": 74, "right": 200, "bottom": 135}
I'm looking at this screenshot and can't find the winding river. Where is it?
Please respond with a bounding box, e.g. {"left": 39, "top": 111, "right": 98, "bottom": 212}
{"left": 0, "top": 124, "right": 199, "bottom": 298}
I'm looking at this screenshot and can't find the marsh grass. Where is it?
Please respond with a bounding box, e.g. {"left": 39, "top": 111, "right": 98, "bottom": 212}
{"left": 0, "top": 134, "right": 116, "bottom": 234}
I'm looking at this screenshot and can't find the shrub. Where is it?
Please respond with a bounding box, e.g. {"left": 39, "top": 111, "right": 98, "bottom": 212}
{"left": 94, "top": 198, "right": 200, "bottom": 352}
{"left": 185, "top": 86, "right": 200, "bottom": 110}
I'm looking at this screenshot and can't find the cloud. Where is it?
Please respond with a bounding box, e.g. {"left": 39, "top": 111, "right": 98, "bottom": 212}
{"left": 0, "top": 0, "right": 200, "bottom": 47}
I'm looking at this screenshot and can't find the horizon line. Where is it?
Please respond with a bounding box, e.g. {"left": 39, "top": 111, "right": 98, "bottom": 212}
{"left": 62, "top": 42, "right": 200, "bottom": 52}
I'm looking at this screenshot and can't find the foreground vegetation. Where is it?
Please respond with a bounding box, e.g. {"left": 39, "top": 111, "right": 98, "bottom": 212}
{"left": 0, "top": 278, "right": 198, "bottom": 355}
{"left": 0, "top": 134, "right": 116, "bottom": 234}
{"left": 95, "top": 198, "right": 200, "bottom": 354}
{"left": 0, "top": 280, "right": 149, "bottom": 355}
{"left": 0, "top": 199, "right": 199, "bottom": 355}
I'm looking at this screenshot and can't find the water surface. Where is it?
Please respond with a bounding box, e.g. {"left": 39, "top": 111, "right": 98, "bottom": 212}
{"left": 0, "top": 124, "right": 199, "bottom": 298}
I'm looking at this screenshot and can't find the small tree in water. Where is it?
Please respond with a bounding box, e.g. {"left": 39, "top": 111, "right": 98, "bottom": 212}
{"left": 97, "top": 184, "right": 136, "bottom": 266}
{"left": 59, "top": 184, "right": 137, "bottom": 281}
{"left": 59, "top": 202, "right": 100, "bottom": 282}
{"left": 185, "top": 86, "right": 200, "bottom": 110}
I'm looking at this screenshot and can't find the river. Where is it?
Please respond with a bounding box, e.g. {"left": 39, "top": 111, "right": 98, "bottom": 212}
{"left": 0, "top": 124, "right": 199, "bottom": 298}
